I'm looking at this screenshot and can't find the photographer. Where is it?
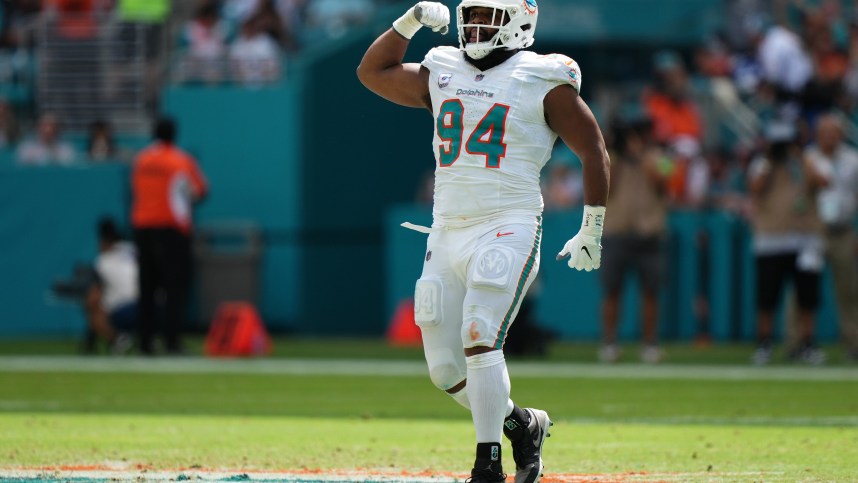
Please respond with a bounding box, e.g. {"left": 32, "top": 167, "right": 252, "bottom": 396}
{"left": 748, "top": 121, "right": 828, "bottom": 364}
{"left": 84, "top": 218, "right": 139, "bottom": 354}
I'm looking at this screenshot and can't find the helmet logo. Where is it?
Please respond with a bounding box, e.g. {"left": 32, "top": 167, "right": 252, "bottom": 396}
{"left": 523, "top": 0, "right": 537, "bottom": 14}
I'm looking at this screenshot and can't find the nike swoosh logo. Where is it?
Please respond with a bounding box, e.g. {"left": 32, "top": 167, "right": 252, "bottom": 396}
{"left": 496, "top": 232, "right": 514, "bottom": 238}
{"left": 581, "top": 246, "right": 592, "bottom": 260}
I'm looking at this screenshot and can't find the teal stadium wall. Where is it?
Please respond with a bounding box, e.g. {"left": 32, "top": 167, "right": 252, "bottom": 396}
{"left": 0, "top": 165, "right": 130, "bottom": 336}
{"left": 0, "top": 80, "right": 306, "bottom": 336}
{"left": 162, "top": 81, "right": 304, "bottom": 332}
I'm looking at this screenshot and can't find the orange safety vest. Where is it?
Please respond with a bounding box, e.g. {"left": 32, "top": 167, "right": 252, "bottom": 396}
{"left": 131, "top": 142, "right": 207, "bottom": 233}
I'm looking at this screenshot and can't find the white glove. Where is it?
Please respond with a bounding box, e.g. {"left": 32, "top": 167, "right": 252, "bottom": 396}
{"left": 557, "top": 205, "right": 605, "bottom": 272}
{"left": 393, "top": 2, "right": 450, "bottom": 39}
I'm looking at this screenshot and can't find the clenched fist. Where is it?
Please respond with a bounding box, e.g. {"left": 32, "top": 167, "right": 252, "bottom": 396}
{"left": 393, "top": 2, "right": 450, "bottom": 39}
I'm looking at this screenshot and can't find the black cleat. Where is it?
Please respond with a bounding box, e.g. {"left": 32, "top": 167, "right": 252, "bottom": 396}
{"left": 466, "top": 467, "right": 507, "bottom": 483}
{"left": 509, "top": 408, "right": 552, "bottom": 483}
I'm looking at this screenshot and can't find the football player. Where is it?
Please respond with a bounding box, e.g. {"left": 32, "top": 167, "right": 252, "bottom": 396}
{"left": 357, "top": 1, "right": 610, "bottom": 482}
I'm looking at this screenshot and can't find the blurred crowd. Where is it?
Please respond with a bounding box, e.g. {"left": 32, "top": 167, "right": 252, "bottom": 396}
{"left": 175, "top": 0, "right": 400, "bottom": 84}
{"left": 535, "top": 0, "right": 858, "bottom": 365}
{"left": 542, "top": 1, "right": 858, "bottom": 214}
{"left": 0, "top": 0, "right": 395, "bottom": 165}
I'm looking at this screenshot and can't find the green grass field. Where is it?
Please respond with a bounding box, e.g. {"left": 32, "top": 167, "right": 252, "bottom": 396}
{"left": 1, "top": 339, "right": 857, "bottom": 482}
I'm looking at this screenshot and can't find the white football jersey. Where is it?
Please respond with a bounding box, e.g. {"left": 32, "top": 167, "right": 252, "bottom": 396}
{"left": 421, "top": 47, "right": 581, "bottom": 228}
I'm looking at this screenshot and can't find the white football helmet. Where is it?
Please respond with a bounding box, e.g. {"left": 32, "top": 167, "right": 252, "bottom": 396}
{"left": 457, "top": 0, "right": 538, "bottom": 60}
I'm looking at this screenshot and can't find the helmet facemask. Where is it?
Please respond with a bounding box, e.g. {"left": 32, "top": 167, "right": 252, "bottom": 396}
{"left": 457, "top": 0, "right": 538, "bottom": 60}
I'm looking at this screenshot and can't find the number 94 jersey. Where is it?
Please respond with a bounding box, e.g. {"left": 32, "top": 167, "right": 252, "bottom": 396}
{"left": 421, "top": 46, "right": 582, "bottom": 228}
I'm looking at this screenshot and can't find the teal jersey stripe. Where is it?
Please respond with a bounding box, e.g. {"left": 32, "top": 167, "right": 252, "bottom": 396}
{"left": 494, "top": 217, "right": 542, "bottom": 349}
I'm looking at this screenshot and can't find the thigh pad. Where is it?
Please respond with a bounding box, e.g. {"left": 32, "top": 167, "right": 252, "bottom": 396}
{"left": 414, "top": 277, "right": 443, "bottom": 328}
{"left": 469, "top": 246, "right": 516, "bottom": 291}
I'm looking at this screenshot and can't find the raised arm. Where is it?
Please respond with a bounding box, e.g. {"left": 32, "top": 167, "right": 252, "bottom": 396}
{"left": 546, "top": 84, "right": 611, "bottom": 272}
{"left": 356, "top": 2, "right": 450, "bottom": 109}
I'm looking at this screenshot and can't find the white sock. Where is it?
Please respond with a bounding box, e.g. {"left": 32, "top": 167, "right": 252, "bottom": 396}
{"left": 449, "top": 386, "right": 514, "bottom": 414}
{"left": 466, "top": 350, "right": 510, "bottom": 443}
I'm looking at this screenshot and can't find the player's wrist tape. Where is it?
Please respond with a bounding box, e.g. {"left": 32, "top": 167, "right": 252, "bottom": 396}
{"left": 393, "top": 7, "right": 422, "bottom": 39}
{"left": 580, "top": 205, "right": 605, "bottom": 238}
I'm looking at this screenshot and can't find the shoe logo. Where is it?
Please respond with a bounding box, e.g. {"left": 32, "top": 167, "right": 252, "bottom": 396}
{"left": 581, "top": 246, "right": 592, "bottom": 260}
{"left": 531, "top": 426, "right": 542, "bottom": 445}
{"left": 490, "top": 444, "right": 499, "bottom": 461}
{"left": 504, "top": 420, "right": 518, "bottom": 431}
{"left": 496, "top": 231, "right": 514, "bottom": 238}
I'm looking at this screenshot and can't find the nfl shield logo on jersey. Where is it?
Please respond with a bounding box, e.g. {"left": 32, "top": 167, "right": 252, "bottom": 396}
{"left": 438, "top": 73, "right": 452, "bottom": 88}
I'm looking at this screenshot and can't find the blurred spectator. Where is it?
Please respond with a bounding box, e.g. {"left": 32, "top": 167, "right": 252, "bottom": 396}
{"left": 599, "top": 117, "right": 671, "bottom": 363}
{"left": 131, "top": 117, "right": 208, "bottom": 355}
{"left": 229, "top": 16, "right": 281, "bottom": 85}
{"left": 747, "top": 121, "right": 828, "bottom": 365}
{"left": 117, "top": 0, "right": 171, "bottom": 107}
{"left": 665, "top": 135, "right": 710, "bottom": 207}
{"left": 542, "top": 144, "right": 583, "bottom": 211}
{"left": 724, "top": 0, "right": 769, "bottom": 51}
{"left": 117, "top": 0, "right": 170, "bottom": 24}
{"left": 84, "top": 217, "right": 138, "bottom": 355}
{"left": 803, "top": 18, "right": 848, "bottom": 123}
{"left": 180, "top": 0, "right": 231, "bottom": 83}
{"left": 222, "top": 0, "right": 303, "bottom": 51}
{"left": 249, "top": 0, "right": 286, "bottom": 46}
{"left": 0, "top": 0, "right": 41, "bottom": 50}
{"left": 86, "top": 120, "right": 115, "bottom": 162}
{"left": 0, "top": 97, "right": 20, "bottom": 148}
{"left": 694, "top": 37, "right": 733, "bottom": 79}
{"left": 86, "top": 119, "right": 132, "bottom": 163}
{"left": 16, "top": 113, "right": 77, "bottom": 165}
{"left": 644, "top": 50, "right": 704, "bottom": 145}
{"left": 751, "top": 18, "right": 813, "bottom": 107}
{"left": 804, "top": 113, "right": 858, "bottom": 362}
{"left": 43, "top": 0, "right": 109, "bottom": 40}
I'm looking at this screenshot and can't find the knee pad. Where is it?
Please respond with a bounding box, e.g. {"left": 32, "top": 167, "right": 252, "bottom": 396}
{"left": 462, "top": 304, "right": 496, "bottom": 348}
{"left": 425, "top": 347, "right": 465, "bottom": 391}
{"left": 469, "top": 246, "right": 516, "bottom": 291}
{"left": 414, "top": 277, "right": 443, "bottom": 328}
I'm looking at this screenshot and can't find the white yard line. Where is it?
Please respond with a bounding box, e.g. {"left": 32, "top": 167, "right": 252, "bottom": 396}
{"left": 0, "top": 468, "right": 461, "bottom": 482}
{"left": 0, "top": 468, "right": 790, "bottom": 483}
{"left": 0, "top": 356, "right": 856, "bottom": 382}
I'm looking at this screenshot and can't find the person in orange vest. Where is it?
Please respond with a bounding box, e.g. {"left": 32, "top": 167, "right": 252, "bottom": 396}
{"left": 131, "top": 117, "right": 208, "bottom": 355}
